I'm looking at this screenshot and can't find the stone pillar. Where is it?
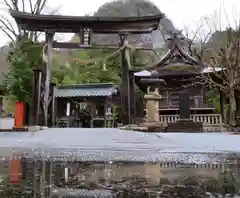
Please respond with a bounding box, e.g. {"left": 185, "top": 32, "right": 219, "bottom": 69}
{"left": 179, "top": 90, "right": 190, "bottom": 120}
{"left": 144, "top": 87, "right": 161, "bottom": 122}
{"left": 142, "top": 86, "right": 165, "bottom": 132}
{"left": 167, "top": 90, "right": 203, "bottom": 132}
{"left": 138, "top": 77, "right": 166, "bottom": 132}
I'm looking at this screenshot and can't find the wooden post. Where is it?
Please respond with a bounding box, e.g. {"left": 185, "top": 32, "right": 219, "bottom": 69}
{"left": 220, "top": 90, "right": 225, "bottom": 115}
{"left": 33, "top": 160, "right": 37, "bottom": 198}
{"left": 45, "top": 161, "right": 52, "bottom": 198}
{"left": 49, "top": 83, "right": 56, "bottom": 127}
{"left": 40, "top": 159, "right": 46, "bottom": 198}
{"left": 119, "top": 33, "right": 131, "bottom": 125}
{"left": 220, "top": 90, "right": 228, "bottom": 124}
{"left": 43, "top": 32, "right": 54, "bottom": 126}
{"left": 0, "top": 95, "right": 3, "bottom": 115}
{"left": 49, "top": 162, "right": 52, "bottom": 198}
{"left": 104, "top": 99, "right": 107, "bottom": 127}
{"left": 31, "top": 69, "right": 42, "bottom": 125}
{"left": 127, "top": 71, "right": 132, "bottom": 124}
{"left": 128, "top": 71, "right": 135, "bottom": 123}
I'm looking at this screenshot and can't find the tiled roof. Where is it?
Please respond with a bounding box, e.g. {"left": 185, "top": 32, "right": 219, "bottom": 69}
{"left": 54, "top": 83, "right": 117, "bottom": 98}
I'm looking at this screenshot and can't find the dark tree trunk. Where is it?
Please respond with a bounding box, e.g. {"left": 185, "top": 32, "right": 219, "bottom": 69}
{"left": 229, "top": 90, "right": 237, "bottom": 126}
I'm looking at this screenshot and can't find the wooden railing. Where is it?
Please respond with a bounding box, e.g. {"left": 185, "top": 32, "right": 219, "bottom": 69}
{"left": 159, "top": 114, "right": 223, "bottom": 132}
{"left": 159, "top": 114, "right": 222, "bottom": 125}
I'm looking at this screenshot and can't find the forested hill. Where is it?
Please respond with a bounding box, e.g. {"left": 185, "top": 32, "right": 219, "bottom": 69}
{"left": 52, "top": 0, "right": 182, "bottom": 85}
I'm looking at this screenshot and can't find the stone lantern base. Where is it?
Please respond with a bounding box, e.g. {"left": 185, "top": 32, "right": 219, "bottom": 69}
{"left": 140, "top": 121, "right": 167, "bottom": 132}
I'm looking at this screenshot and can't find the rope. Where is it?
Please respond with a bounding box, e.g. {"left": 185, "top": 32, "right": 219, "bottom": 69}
{"left": 42, "top": 43, "right": 135, "bottom": 70}
{"left": 42, "top": 43, "right": 48, "bottom": 63}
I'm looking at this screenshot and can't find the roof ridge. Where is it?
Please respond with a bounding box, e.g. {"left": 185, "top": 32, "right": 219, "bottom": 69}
{"left": 57, "top": 83, "right": 116, "bottom": 89}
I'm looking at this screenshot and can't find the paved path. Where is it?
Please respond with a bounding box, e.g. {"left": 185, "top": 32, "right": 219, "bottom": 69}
{"left": 0, "top": 128, "right": 239, "bottom": 163}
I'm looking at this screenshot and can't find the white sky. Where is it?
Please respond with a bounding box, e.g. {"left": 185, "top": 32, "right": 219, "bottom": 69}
{"left": 0, "top": 0, "right": 240, "bottom": 46}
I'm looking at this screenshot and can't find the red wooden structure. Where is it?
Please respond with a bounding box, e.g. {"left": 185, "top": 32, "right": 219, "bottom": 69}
{"left": 14, "top": 101, "right": 25, "bottom": 128}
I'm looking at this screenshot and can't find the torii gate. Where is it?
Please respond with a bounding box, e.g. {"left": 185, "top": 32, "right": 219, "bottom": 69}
{"left": 10, "top": 10, "right": 164, "bottom": 126}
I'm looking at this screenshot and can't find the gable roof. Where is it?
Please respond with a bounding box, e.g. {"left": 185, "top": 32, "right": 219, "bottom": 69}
{"left": 143, "top": 32, "right": 206, "bottom": 77}
{"left": 54, "top": 83, "right": 117, "bottom": 98}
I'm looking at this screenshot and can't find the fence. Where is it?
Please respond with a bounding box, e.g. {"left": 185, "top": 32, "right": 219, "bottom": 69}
{"left": 159, "top": 114, "right": 223, "bottom": 132}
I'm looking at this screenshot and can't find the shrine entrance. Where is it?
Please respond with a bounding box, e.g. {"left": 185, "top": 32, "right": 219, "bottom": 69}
{"left": 10, "top": 10, "right": 164, "bottom": 126}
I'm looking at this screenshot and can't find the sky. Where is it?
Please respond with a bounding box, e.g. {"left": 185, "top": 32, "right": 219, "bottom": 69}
{"left": 0, "top": 0, "right": 240, "bottom": 46}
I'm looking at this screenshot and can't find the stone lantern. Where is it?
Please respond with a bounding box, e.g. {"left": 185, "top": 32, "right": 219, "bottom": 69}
{"left": 105, "top": 107, "right": 114, "bottom": 128}
{"left": 140, "top": 75, "right": 166, "bottom": 132}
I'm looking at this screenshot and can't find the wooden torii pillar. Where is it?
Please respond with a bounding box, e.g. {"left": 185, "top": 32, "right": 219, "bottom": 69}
{"left": 31, "top": 32, "right": 55, "bottom": 127}
{"left": 30, "top": 69, "right": 42, "bottom": 125}
{"left": 43, "top": 32, "right": 54, "bottom": 126}
{"left": 119, "top": 33, "right": 132, "bottom": 125}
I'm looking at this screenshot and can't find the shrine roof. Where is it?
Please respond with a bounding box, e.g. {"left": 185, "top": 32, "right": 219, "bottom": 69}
{"left": 134, "top": 67, "right": 223, "bottom": 77}
{"left": 139, "top": 32, "right": 207, "bottom": 77}
{"left": 54, "top": 83, "right": 117, "bottom": 98}
{"left": 10, "top": 10, "right": 164, "bottom": 33}
{"left": 158, "top": 63, "right": 203, "bottom": 77}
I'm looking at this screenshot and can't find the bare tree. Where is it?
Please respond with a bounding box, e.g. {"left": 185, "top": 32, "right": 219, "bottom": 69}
{"left": 0, "top": 0, "right": 61, "bottom": 43}
{"left": 184, "top": 8, "right": 240, "bottom": 127}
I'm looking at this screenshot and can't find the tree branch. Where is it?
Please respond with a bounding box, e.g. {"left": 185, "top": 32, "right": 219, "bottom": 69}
{"left": 11, "top": 0, "right": 19, "bottom": 11}
{"left": 34, "top": 0, "right": 47, "bottom": 14}
{"left": 0, "top": 17, "right": 18, "bottom": 41}
{"left": 0, "top": 16, "right": 17, "bottom": 35}
{"left": 0, "top": 26, "right": 15, "bottom": 43}
{"left": 33, "top": 0, "right": 42, "bottom": 13}
{"left": 28, "top": 0, "right": 33, "bottom": 13}
{"left": 3, "top": 0, "right": 13, "bottom": 10}
{"left": 0, "top": 0, "right": 60, "bottom": 43}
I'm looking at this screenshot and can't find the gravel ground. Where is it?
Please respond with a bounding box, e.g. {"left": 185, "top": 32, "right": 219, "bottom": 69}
{"left": 0, "top": 128, "right": 239, "bottom": 163}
